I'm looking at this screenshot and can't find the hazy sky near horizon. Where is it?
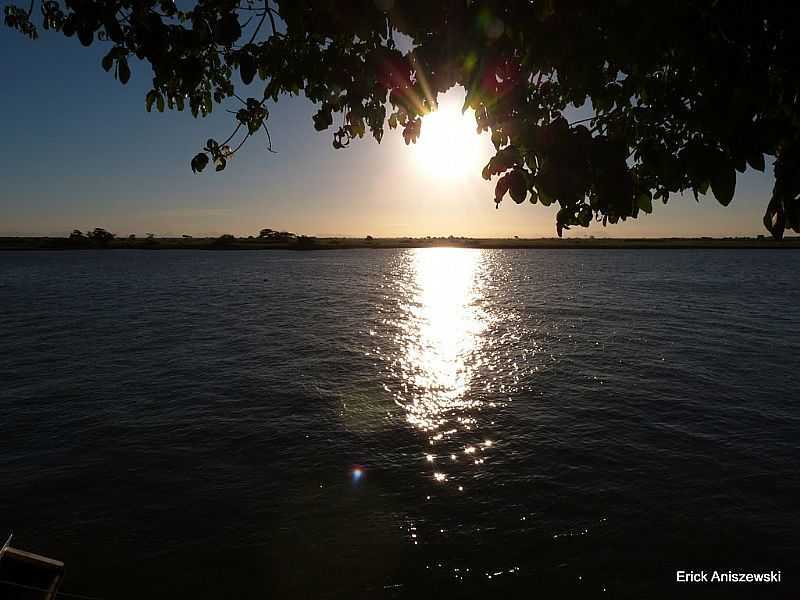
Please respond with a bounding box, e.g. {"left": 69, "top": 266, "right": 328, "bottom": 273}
{"left": 1, "top": 26, "right": 780, "bottom": 238}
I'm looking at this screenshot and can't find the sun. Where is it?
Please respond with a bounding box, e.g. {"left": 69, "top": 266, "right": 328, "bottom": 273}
{"left": 413, "top": 98, "right": 490, "bottom": 181}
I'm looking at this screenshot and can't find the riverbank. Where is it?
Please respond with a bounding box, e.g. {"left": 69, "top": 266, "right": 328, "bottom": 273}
{"left": 1, "top": 236, "right": 799, "bottom": 250}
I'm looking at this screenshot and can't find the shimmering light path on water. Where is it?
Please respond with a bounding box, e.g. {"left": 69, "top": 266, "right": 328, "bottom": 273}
{"left": 1, "top": 249, "right": 799, "bottom": 599}
{"left": 375, "top": 249, "right": 525, "bottom": 494}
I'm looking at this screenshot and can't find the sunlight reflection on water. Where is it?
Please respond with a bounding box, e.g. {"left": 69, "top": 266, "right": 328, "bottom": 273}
{"left": 387, "top": 248, "right": 506, "bottom": 488}
{"left": 399, "top": 248, "right": 488, "bottom": 428}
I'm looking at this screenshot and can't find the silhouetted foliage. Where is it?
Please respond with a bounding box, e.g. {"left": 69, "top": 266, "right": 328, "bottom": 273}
{"left": 214, "top": 233, "right": 236, "bottom": 246}
{"left": 87, "top": 227, "right": 115, "bottom": 246}
{"left": 128, "top": 233, "right": 136, "bottom": 240}
{"left": 66, "top": 229, "right": 90, "bottom": 247}
{"left": 258, "top": 228, "right": 296, "bottom": 240}
{"left": 7, "top": 2, "right": 800, "bottom": 237}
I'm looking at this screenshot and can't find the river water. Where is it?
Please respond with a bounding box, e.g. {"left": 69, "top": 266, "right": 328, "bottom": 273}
{"left": 1, "top": 249, "right": 798, "bottom": 598}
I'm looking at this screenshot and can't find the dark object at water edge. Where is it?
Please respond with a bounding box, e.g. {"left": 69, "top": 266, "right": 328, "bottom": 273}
{"left": 0, "top": 534, "right": 64, "bottom": 600}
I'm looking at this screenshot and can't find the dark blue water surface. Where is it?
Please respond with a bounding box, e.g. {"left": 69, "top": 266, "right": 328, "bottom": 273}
{"left": 1, "top": 249, "right": 798, "bottom": 599}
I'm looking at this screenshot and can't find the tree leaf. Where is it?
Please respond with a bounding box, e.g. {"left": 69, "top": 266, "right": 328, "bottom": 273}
{"left": 78, "top": 27, "right": 93, "bottom": 47}
{"left": 538, "top": 190, "right": 554, "bottom": 206}
{"left": 508, "top": 170, "right": 527, "bottom": 203}
{"left": 240, "top": 53, "right": 256, "bottom": 85}
{"left": 117, "top": 58, "right": 130, "bottom": 84}
{"left": 146, "top": 90, "right": 156, "bottom": 112}
{"left": 710, "top": 166, "right": 736, "bottom": 206}
{"left": 190, "top": 152, "right": 209, "bottom": 173}
{"left": 101, "top": 51, "right": 113, "bottom": 72}
{"left": 494, "top": 173, "right": 511, "bottom": 203}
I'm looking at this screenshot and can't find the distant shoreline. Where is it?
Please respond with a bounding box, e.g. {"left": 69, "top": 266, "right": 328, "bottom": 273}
{"left": 2, "top": 236, "right": 800, "bottom": 251}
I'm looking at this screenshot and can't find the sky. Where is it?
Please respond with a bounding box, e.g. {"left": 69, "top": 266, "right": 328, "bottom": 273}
{"left": 0, "top": 25, "right": 779, "bottom": 238}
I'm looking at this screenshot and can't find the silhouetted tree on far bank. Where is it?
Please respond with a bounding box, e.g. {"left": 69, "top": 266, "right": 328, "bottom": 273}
{"left": 213, "top": 233, "right": 236, "bottom": 246}
{"left": 259, "top": 228, "right": 296, "bottom": 240}
{"left": 86, "top": 227, "right": 115, "bottom": 247}
{"left": 66, "top": 229, "right": 89, "bottom": 247}
{"left": 8, "top": 2, "right": 800, "bottom": 238}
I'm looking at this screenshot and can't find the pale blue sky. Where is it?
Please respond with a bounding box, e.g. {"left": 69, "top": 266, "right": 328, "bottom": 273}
{"left": 1, "top": 26, "right": 778, "bottom": 238}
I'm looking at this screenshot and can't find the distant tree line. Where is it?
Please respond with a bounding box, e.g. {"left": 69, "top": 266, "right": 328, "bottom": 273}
{"left": 69, "top": 228, "right": 115, "bottom": 247}
{"left": 211, "top": 229, "right": 317, "bottom": 248}
{"left": 63, "top": 228, "right": 319, "bottom": 248}
{"left": 65, "top": 228, "right": 165, "bottom": 247}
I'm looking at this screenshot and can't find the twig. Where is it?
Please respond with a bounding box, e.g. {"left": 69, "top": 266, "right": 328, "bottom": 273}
{"left": 262, "top": 122, "right": 277, "bottom": 152}
{"left": 221, "top": 122, "right": 243, "bottom": 146}
{"left": 266, "top": 1, "right": 279, "bottom": 36}
{"left": 568, "top": 116, "right": 595, "bottom": 127}
{"left": 247, "top": 0, "right": 268, "bottom": 44}
{"left": 231, "top": 132, "right": 251, "bottom": 153}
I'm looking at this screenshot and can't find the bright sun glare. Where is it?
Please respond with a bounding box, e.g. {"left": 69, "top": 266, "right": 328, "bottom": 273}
{"left": 414, "top": 100, "right": 489, "bottom": 181}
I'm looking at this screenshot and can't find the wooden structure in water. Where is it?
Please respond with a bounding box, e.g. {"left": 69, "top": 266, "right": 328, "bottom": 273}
{"left": 0, "top": 535, "right": 64, "bottom": 600}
